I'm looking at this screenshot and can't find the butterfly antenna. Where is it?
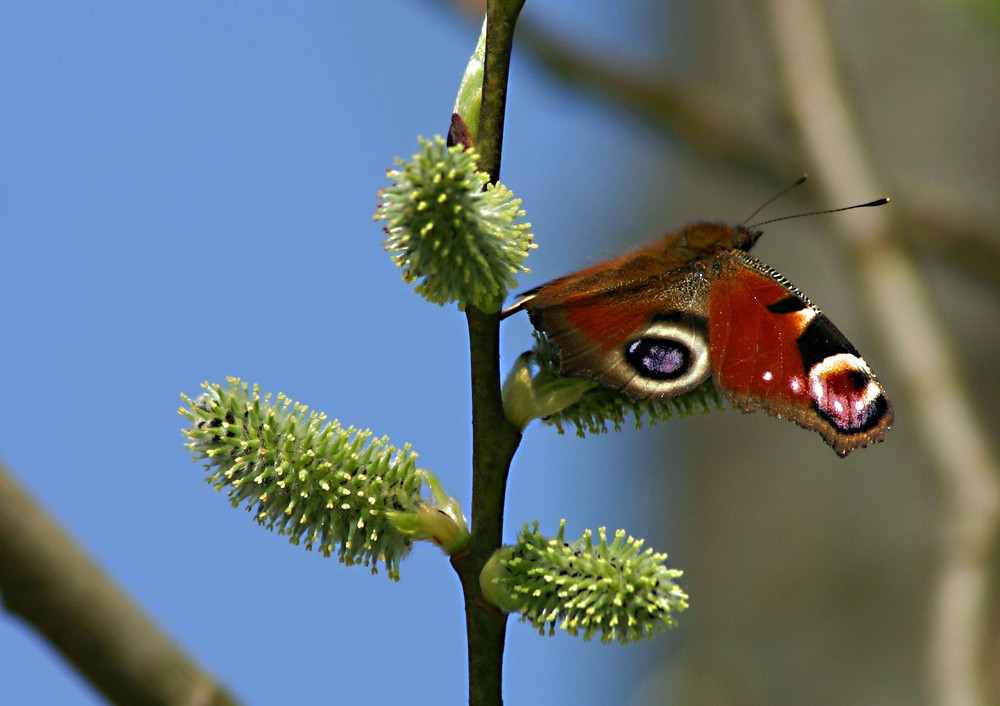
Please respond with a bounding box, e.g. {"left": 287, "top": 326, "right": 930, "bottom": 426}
{"left": 747, "top": 197, "right": 889, "bottom": 229}
{"left": 741, "top": 174, "right": 809, "bottom": 226}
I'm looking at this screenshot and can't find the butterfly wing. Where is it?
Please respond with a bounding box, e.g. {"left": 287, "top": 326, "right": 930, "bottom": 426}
{"left": 708, "top": 251, "right": 893, "bottom": 456}
{"left": 516, "top": 260, "right": 715, "bottom": 399}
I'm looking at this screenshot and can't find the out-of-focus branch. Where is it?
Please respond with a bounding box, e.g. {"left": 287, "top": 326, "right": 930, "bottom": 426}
{"left": 513, "top": 22, "right": 793, "bottom": 182}
{"left": 757, "top": 3, "right": 1000, "bottom": 706}
{"left": 519, "top": 13, "right": 1000, "bottom": 293}
{"left": 438, "top": 0, "right": 1000, "bottom": 293}
{"left": 437, "top": 0, "right": 792, "bottom": 180}
{"left": 909, "top": 203, "right": 1000, "bottom": 290}
{"left": 0, "top": 461, "right": 239, "bottom": 706}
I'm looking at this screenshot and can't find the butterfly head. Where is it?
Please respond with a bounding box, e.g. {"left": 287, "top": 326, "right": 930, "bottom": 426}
{"left": 657, "top": 222, "right": 763, "bottom": 261}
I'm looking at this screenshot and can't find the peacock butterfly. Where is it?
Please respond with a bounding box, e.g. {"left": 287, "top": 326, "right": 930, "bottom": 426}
{"left": 502, "top": 199, "right": 893, "bottom": 457}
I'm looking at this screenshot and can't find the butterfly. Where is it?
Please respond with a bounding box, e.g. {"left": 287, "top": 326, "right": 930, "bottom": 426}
{"left": 502, "top": 207, "right": 893, "bottom": 457}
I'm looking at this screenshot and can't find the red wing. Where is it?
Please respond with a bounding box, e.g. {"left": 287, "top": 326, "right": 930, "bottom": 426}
{"left": 709, "top": 252, "right": 892, "bottom": 456}
{"left": 523, "top": 269, "right": 713, "bottom": 399}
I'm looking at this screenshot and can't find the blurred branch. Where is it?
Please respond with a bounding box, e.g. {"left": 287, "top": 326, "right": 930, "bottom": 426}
{"left": 439, "top": 0, "right": 793, "bottom": 184}
{"left": 909, "top": 203, "right": 1000, "bottom": 291}
{"left": 439, "top": 0, "right": 1000, "bottom": 294}
{"left": 756, "top": 3, "right": 1000, "bottom": 706}
{"left": 440, "top": 3, "right": 1000, "bottom": 702}
{"left": 0, "top": 460, "right": 239, "bottom": 706}
{"left": 513, "top": 21, "right": 791, "bottom": 182}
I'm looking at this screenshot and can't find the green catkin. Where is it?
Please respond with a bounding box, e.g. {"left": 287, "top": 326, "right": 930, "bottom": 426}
{"left": 180, "top": 378, "right": 423, "bottom": 579}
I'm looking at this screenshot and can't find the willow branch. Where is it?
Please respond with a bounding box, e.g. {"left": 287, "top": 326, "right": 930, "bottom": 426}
{"left": 757, "top": 3, "right": 1000, "bottom": 706}
{"left": 449, "top": 3, "right": 526, "bottom": 706}
{"left": 0, "top": 461, "right": 239, "bottom": 706}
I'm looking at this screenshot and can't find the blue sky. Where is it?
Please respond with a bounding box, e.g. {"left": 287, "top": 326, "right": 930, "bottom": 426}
{"left": 1, "top": 3, "right": 692, "bottom": 704}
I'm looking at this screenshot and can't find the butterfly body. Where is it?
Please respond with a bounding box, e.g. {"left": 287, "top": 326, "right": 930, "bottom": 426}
{"left": 505, "top": 222, "right": 892, "bottom": 456}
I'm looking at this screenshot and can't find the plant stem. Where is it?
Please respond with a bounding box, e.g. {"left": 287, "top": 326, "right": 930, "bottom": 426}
{"left": 476, "top": 0, "right": 526, "bottom": 183}
{"left": 451, "top": 2, "right": 526, "bottom": 705}
{"left": 454, "top": 305, "right": 521, "bottom": 705}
